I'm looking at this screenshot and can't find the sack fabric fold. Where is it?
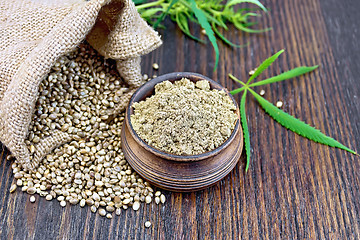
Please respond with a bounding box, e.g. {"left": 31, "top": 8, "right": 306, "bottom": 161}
{"left": 0, "top": 0, "right": 162, "bottom": 170}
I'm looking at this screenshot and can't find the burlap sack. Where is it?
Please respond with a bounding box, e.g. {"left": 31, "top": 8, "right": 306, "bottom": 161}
{"left": 0, "top": 0, "right": 162, "bottom": 170}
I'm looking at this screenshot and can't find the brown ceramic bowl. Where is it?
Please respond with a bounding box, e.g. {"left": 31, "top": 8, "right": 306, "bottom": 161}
{"left": 121, "top": 72, "right": 243, "bottom": 192}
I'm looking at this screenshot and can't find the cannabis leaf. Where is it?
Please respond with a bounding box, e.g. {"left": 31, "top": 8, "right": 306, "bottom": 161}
{"left": 246, "top": 49, "right": 284, "bottom": 84}
{"left": 188, "top": 0, "right": 219, "bottom": 70}
{"left": 153, "top": 0, "right": 180, "bottom": 29}
{"left": 240, "top": 89, "right": 251, "bottom": 171}
{"left": 248, "top": 66, "right": 319, "bottom": 87}
{"left": 134, "top": 0, "right": 269, "bottom": 70}
{"left": 230, "top": 50, "right": 357, "bottom": 171}
{"left": 250, "top": 89, "right": 357, "bottom": 154}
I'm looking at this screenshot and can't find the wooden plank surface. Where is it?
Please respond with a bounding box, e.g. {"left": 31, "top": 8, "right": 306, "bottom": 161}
{"left": 1, "top": 0, "right": 359, "bottom": 239}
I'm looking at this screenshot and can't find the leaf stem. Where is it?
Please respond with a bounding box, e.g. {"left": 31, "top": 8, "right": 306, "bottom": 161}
{"left": 228, "top": 74, "right": 247, "bottom": 87}
{"left": 135, "top": 0, "right": 165, "bottom": 10}
{"left": 230, "top": 87, "right": 246, "bottom": 95}
{"left": 229, "top": 73, "right": 248, "bottom": 94}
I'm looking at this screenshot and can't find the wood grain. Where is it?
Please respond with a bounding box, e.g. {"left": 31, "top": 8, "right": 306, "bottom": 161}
{"left": 1, "top": 0, "right": 359, "bottom": 239}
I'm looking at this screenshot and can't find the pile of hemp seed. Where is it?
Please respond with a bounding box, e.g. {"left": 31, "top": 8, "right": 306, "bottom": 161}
{"left": 8, "top": 43, "right": 165, "bottom": 219}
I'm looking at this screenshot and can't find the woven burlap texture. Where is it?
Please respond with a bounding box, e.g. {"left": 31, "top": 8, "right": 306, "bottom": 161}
{"left": 0, "top": 0, "right": 162, "bottom": 170}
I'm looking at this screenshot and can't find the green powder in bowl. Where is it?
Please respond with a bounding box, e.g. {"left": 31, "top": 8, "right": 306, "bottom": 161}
{"left": 130, "top": 78, "right": 238, "bottom": 155}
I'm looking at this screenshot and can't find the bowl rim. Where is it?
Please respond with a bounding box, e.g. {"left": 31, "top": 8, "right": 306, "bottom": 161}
{"left": 126, "top": 72, "right": 240, "bottom": 162}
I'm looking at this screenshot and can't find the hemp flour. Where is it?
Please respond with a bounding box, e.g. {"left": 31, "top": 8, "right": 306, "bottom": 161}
{"left": 131, "top": 78, "right": 238, "bottom": 155}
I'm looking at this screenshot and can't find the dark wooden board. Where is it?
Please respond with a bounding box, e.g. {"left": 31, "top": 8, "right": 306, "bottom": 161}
{"left": 1, "top": 0, "right": 359, "bottom": 239}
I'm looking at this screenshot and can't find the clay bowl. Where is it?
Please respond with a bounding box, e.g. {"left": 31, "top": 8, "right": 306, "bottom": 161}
{"left": 121, "top": 72, "right": 243, "bottom": 192}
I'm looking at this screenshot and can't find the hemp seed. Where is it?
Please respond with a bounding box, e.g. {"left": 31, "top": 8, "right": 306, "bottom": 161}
{"left": 276, "top": 101, "right": 283, "bottom": 108}
{"left": 98, "top": 208, "right": 106, "bottom": 216}
{"left": 9, "top": 184, "right": 17, "bottom": 193}
{"left": 152, "top": 63, "right": 159, "bottom": 70}
{"left": 145, "top": 221, "right": 151, "bottom": 228}
{"left": 9, "top": 43, "right": 165, "bottom": 218}
{"left": 249, "top": 68, "right": 257, "bottom": 76}
{"left": 60, "top": 201, "right": 66, "bottom": 207}
{"left": 160, "top": 194, "right": 166, "bottom": 204}
{"left": 132, "top": 201, "right": 140, "bottom": 211}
